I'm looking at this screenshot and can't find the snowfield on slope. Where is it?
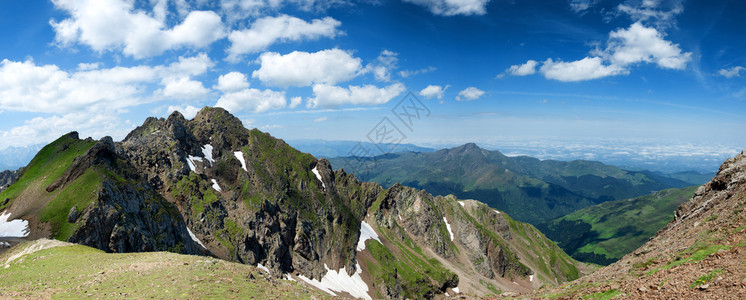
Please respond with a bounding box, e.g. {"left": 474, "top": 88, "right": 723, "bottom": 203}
{"left": 0, "top": 211, "right": 29, "bottom": 238}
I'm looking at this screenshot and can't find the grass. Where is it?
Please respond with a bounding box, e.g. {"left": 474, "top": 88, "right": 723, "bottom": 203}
{"left": 0, "top": 242, "right": 324, "bottom": 299}
{"left": 581, "top": 289, "right": 622, "bottom": 300}
{"left": 690, "top": 268, "right": 723, "bottom": 288}
{"left": 646, "top": 244, "right": 730, "bottom": 276}
{"left": 38, "top": 168, "right": 104, "bottom": 240}
{"left": 538, "top": 186, "right": 698, "bottom": 265}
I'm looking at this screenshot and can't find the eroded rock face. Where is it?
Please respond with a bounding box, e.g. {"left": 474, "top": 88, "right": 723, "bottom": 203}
{"left": 0, "top": 168, "right": 22, "bottom": 193}
{"left": 70, "top": 179, "right": 200, "bottom": 255}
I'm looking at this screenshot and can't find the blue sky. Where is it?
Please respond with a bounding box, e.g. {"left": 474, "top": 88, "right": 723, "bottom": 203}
{"left": 0, "top": 0, "right": 744, "bottom": 161}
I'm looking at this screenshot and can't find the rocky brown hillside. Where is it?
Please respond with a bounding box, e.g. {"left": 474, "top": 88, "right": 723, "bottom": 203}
{"left": 534, "top": 151, "right": 746, "bottom": 299}
{"left": 0, "top": 107, "right": 591, "bottom": 298}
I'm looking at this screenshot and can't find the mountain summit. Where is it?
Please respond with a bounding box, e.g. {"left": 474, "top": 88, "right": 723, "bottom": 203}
{"left": 0, "top": 107, "right": 590, "bottom": 298}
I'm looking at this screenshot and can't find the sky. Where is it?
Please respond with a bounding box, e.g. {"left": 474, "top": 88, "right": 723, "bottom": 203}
{"left": 0, "top": 0, "right": 744, "bottom": 165}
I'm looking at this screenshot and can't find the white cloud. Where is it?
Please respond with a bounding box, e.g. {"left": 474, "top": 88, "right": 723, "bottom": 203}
{"left": 307, "top": 83, "right": 406, "bottom": 108}
{"left": 77, "top": 62, "right": 99, "bottom": 71}
{"left": 718, "top": 66, "right": 745, "bottom": 78}
{"left": 252, "top": 49, "right": 362, "bottom": 88}
{"left": 50, "top": 0, "right": 226, "bottom": 59}
{"left": 399, "top": 66, "right": 436, "bottom": 78}
{"left": 403, "top": 0, "right": 490, "bottom": 16}
{"left": 0, "top": 53, "right": 213, "bottom": 114}
{"left": 539, "top": 57, "right": 627, "bottom": 82}
{"left": 362, "top": 50, "right": 398, "bottom": 82}
{"left": 504, "top": 60, "right": 538, "bottom": 76}
{"left": 456, "top": 87, "right": 485, "bottom": 101}
{"left": 569, "top": 0, "right": 595, "bottom": 13}
{"left": 617, "top": 1, "right": 683, "bottom": 28}
{"left": 604, "top": 22, "right": 691, "bottom": 70}
{"left": 419, "top": 85, "right": 448, "bottom": 99}
{"left": 0, "top": 110, "right": 131, "bottom": 150}
{"left": 215, "top": 88, "right": 286, "bottom": 113}
{"left": 519, "top": 22, "right": 690, "bottom": 82}
{"left": 168, "top": 105, "right": 202, "bottom": 119}
{"left": 219, "top": 0, "right": 348, "bottom": 22}
{"left": 289, "top": 96, "right": 303, "bottom": 109}
{"left": 314, "top": 116, "right": 328, "bottom": 122}
{"left": 227, "top": 15, "right": 341, "bottom": 61}
{"left": 157, "top": 77, "right": 210, "bottom": 100}
{"left": 214, "top": 72, "right": 250, "bottom": 92}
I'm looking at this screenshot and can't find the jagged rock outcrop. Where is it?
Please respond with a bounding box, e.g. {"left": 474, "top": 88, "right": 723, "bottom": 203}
{"left": 0, "top": 167, "right": 22, "bottom": 193}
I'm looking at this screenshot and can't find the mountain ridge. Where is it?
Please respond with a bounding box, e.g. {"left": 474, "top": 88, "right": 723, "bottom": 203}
{"left": 0, "top": 107, "right": 590, "bottom": 298}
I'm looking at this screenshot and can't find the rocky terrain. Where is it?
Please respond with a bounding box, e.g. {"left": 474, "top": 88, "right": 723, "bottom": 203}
{"left": 534, "top": 151, "right": 746, "bottom": 299}
{"left": 0, "top": 107, "right": 591, "bottom": 298}
{"left": 0, "top": 168, "right": 21, "bottom": 193}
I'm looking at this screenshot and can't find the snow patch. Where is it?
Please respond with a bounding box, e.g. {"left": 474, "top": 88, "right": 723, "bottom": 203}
{"left": 234, "top": 151, "right": 247, "bottom": 171}
{"left": 398, "top": 214, "right": 402, "bottom": 221}
{"left": 458, "top": 201, "right": 465, "bottom": 207}
{"left": 0, "top": 211, "right": 29, "bottom": 238}
{"left": 257, "top": 264, "right": 270, "bottom": 274}
{"left": 186, "top": 227, "right": 206, "bottom": 249}
{"left": 201, "top": 144, "right": 215, "bottom": 164}
{"left": 298, "top": 264, "right": 371, "bottom": 300}
{"left": 443, "top": 217, "right": 454, "bottom": 241}
{"left": 356, "top": 221, "right": 381, "bottom": 251}
{"left": 211, "top": 179, "right": 222, "bottom": 192}
{"left": 312, "top": 165, "right": 325, "bottom": 190}
{"left": 513, "top": 281, "right": 519, "bottom": 285}
{"left": 452, "top": 287, "right": 460, "bottom": 294}
{"left": 186, "top": 155, "right": 202, "bottom": 172}
{"left": 530, "top": 274, "right": 534, "bottom": 282}
{"left": 494, "top": 210, "right": 501, "bottom": 214}
{"left": 284, "top": 274, "right": 295, "bottom": 281}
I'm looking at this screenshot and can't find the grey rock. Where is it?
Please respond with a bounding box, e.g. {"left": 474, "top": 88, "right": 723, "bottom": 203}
{"left": 68, "top": 206, "right": 78, "bottom": 223}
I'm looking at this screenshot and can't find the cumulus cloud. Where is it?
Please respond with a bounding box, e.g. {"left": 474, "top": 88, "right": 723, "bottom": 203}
{"left": 503, "top": 60, "right": 538, "bottom": 77}
{"left": 50, "top": 0, "right": 226, "bottom": 58}
{"left": 219, "top": 0, "right": 348, "bottom": 22}
{"left": 403, "top": 0, "right": 490, "bottom": 16}
{"left": 215, "top": 88, "right": 287, "bottom": 113}
{"left": 157, "top": 77, "right": 210, "bottom": 100}
{"left": 227, "top": 15, "right": 341, "bottom": 61}
{"left": 289, "top": 96, "right": 303, "bottom": 109}
{"left": 252, "top": 49, "right": 362, "bottom": 87}
{"left": 509, "top": 21, "right": 690, "bottom": 82}
{"left": 456, "top": 87, "right": 485, "bottom": 101}
{"left": 0, "top": 53, "right": 213, "bottom": 114}
{"left": 603, "top": 22, "right": 691, "bottom": 70}
{"left": 419, "top": 85, "right": 448, "bottom": 99}
{"left": 314, "top": 116, "right": 327, "bottom": 122}
{"left": 718, "top": 66, "right": 745, "bottom": 78}
{"left": 569, "top": 0, "right": 596, "bottom": 13}
{"left": 362, "top": 50, "right": 399, "bottom": 82}
{"left": 617, "top": 0, "right": 683, "bottom": 29}
{"left": 307, "top": 83, "right": 406, "bottom": 108}
{"left": 539, "top": 57, "right": 627, "bottom": 82}
{"left": 214, "top": 72, "right": 250, "bottom": 92}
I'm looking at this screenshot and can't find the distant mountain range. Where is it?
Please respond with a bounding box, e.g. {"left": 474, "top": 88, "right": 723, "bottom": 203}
{"left": 286, "top": 139, "right": 435, "bottom": 158}
{"left": 329, "top": 143, "right": 705, "bottom": 225}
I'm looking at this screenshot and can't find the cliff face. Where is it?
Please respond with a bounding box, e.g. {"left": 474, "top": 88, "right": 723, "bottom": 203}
{"left": 0, "top": 107, "right": 590, "bottom": 298}
{"left": 535, "top": 151, "right": 746, "bottom": 299}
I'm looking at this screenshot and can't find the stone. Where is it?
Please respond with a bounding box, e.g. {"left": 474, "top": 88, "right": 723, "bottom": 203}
{"left": 698, "top": 284, "right": 709, "bottom": 290}
{"left": 68, "top": 206, "right": 78, "bottom": 223}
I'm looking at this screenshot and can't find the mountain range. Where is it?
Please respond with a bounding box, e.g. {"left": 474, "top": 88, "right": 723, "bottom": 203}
{"left": 0, "top": 107, "right": 591, "bottom": 298}
{"left": 329, "top": 143, "right": 703, "bottom": 225}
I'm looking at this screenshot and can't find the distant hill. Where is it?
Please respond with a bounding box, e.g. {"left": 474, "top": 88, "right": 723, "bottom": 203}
{"left": 329, "top": 143, "right": 692, "bottom": 225}
{"left": 0, "top": 145, "right": 42, "bottom": 172}
{"left": 537, "top": 186, "right": 698, "bottom": 265}
{"left": 286, "top": 139, "right": 435, "bottom": 158}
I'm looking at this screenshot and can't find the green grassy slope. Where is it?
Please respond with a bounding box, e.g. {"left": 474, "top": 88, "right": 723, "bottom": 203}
{"left": 537, "top": 186, "right": 698, "bottom": 265}
{"left": 0, "top": 240, "right": 324, "bottom": 299}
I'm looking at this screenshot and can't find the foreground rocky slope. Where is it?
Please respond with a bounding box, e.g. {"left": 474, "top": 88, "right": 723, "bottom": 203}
{"left": 0, "top": 107, "right": 590, "bottom": 298}
{"left": 535, "top": 151, "right": 746, "bottom": 299}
